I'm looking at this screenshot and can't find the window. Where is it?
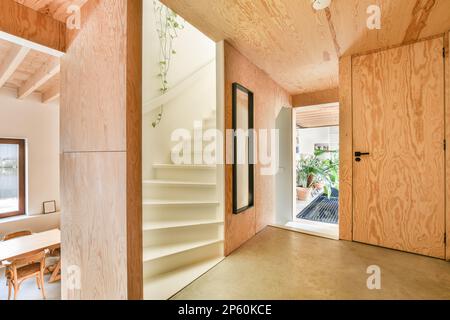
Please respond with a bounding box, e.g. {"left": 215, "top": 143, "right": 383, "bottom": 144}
{"left": 0, "top": 139, "right": 25, "bottom": 218}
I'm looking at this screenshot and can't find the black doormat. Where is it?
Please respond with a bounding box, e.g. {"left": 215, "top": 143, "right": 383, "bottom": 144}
{"left": 296, "top": 193, "right": 339, "bottom": 225}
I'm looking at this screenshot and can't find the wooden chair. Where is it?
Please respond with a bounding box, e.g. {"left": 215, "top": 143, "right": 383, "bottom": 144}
{"left": 46, "top": 245, "right": 61, "bottom": 283}
{"left": 2, "top": 230, "right": 33, "bottom": 286}
{"left": 4, "top": 250, "right": 47, "bottom": 300}
{"left": 2, "top": 230, "right": 32, "bottom": 241}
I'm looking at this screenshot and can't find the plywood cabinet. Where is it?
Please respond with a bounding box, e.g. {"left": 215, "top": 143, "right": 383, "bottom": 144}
{"left": 60, "top": 0, "right": 143, "bottom": 299}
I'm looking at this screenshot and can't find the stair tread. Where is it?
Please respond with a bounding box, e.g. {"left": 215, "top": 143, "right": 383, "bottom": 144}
{"left": 143, "top": 219, "right": 223, "bottom": 230}
{"left": 143, "top": 239, "right": 223, "bottom": 262}
{"left": 153, "top": 163, "right": 216, "bottom": 169}
{"left": 143, "top": 200, "right": 219, "bottom": 206}
{"left": 144, "top": 256, "right": 224, "bottom": 300}
{"left": 143, "top": 180, "right": 216, "bottom": 187}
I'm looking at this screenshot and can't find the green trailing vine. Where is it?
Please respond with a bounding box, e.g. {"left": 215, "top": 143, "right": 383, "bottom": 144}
{"left": 152, "top": 1, "right": 184, "bottom": 128}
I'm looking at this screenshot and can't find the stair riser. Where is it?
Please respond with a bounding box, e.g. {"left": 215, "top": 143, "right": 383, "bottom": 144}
{"left": 170, "top": 150, "right": 217, "bottom": 162}
{"left": 170, "top": 140, "right": 218, "bottom": 163}
{"left": 143, "top": 206, "right": 220, "bottom": 222}
{"left": 168, "top": 158, "right": 218, "bottom": 167}
{"left": 143, "top": 185, "right": 217, "bottom": 201}
{"left": 143, "top": 224, "right": 223, "bottom": 247}
{"left": 155, "top": 168, "right": 216, "bottom": 183}
{"left": 143, "top": 242, "right": 223, "bottom": 279}
{"left": 203, "top": 120, "right": 216, "bottom": 129}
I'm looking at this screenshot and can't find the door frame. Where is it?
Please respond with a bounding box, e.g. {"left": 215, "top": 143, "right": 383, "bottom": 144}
{"left": 339, "top": 33, "right": 450, "bottom": 261}
{"left": 289, "top": 105, "right": 340, "bottom": 230}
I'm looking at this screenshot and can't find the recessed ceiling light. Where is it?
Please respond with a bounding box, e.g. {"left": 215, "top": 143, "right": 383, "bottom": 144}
{"left": 312, "top": 0, "right": 331, "bottom": 10}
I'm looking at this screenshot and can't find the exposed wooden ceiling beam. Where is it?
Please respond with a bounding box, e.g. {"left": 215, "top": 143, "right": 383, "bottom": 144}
{"left": 14, "top": 0, "right": 89, "bottom": 23}
{"left": 297, "top": 114, "right": 339, "bottom": 120}
{"left": 0, "top": 0, "right": 66, "bottom": 54}
{"left": 42, "top": 84, "right": 60, "bottom": 103}
{"left": 18, "top": 56, "right": 60, "bottom": 99}
{"left": 296, "top": 102, "right": 339, "bottom": 128}
{"left": 293, "top": 88, "right": 339, "bottom": 107}
{"left": 0, "top": 32, "right": 64, "bottom": 58}
{"left": 0, "top": 45, "right": 30, "bottom": 88}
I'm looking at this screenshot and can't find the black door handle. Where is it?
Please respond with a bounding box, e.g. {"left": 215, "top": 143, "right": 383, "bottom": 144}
{"left": 355, "top": 152, "right": 370, "bottom": 157}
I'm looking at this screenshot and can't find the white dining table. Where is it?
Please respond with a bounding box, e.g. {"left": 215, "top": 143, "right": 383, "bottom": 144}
{"left": 0, "top": 229, "right": 60, "bottom": 262}
{"left": 0, "top": 229, "right": 61, "bottom": 282}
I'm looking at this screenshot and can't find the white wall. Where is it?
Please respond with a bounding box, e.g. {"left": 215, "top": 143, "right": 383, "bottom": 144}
{"left": 297, "top": 126, "right": 339, "bottom": 157}
{"left": 143, "top": 0, "right": 215, "bottom": 103}
{"left": 0, "top": 88, "right": 60, "bottom": 217}
{"left": 0, "top": 212, "right": 60, "bottom": 238}
{"left": 143, "top": 1, "right": 216, "bottom": 178}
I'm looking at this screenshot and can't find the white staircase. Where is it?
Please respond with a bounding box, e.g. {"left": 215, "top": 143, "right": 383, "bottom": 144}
{"left": 143, "top": 112, "right": 224, "bottom": 300}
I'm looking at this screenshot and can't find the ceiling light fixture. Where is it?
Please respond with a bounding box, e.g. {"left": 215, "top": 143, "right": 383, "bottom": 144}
{"left": 312, "top": 0, "right": 331, "bottom": 10}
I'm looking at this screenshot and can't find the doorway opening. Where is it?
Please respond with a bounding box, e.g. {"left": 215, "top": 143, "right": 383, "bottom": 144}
{"left": 289, "top": 103, "right": 339, "bottom": 239}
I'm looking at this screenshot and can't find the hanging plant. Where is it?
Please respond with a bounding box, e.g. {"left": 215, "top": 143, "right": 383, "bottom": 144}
{"left": 152, "top": 1, "right": 184, "bottom": 128}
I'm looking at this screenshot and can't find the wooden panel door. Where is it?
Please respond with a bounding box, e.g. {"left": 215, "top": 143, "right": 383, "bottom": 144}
{"left": 352, "top": 37, "right": 446, "bottom": 259}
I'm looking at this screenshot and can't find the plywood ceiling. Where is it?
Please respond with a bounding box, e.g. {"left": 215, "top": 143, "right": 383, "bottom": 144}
{"left": 296, "top": 103, "right": 339, "bottom": 128}
{"left": 0, "top": 0, "right": 90, "bottom": 103}
{"left": 0, "top": 38, "right": 60, "bottom": 103}
{"left": 162, "top": 0, "right": 450, "bottom": 95}
{"left": 14, "top": 0, "right": 88, "bottom": 22}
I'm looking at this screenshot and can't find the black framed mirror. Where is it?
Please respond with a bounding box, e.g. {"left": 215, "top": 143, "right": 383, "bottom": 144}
{"left": 232, "top": 83, "right": 254, "bottom": 214}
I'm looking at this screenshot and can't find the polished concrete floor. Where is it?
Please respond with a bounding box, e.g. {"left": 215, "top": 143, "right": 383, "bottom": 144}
{"left": 172, "top": 227, "right": 450, "bottom": 300}
{"left": 0, "top": 273, "right": 60, "bottom": 300}
{"left": 0, "top": 257, "right": 61, "bottom": 300}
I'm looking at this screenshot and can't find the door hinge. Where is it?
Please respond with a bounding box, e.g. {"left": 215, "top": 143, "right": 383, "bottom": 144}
{"left": 445, "top": 233, "right": 447, "bottom": 244}
{"left": 444, "top": 47, "right": 446, "bottom": 58}
{"left": 444, "top": 139, "right": 447, "bottom": 151}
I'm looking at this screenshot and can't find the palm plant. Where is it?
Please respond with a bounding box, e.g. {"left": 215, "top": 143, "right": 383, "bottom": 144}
{"left": 314, "top": 150, "right": 339, "bottom": 197}
{"left": 297, "top": 151, "right": 339, "bottom": 198}
{"left": 296, "top": 155, "right": 321, "bottom": 188}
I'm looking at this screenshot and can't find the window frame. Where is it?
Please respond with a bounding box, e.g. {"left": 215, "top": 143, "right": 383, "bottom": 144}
{"left": 0, "top": 138, "right": 26, "bottom": 219}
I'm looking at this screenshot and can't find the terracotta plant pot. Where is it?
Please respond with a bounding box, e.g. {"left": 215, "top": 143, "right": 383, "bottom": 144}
{"left": 297, "top": 187, "right": 312, "bottom": 201}
{"left": 314, "top": 182, "right": 325, "bottom": 190}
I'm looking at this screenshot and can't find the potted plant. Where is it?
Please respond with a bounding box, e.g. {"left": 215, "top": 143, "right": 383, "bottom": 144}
{"left": 296, "top": 156, "right": 319, "bottom": 201}
{"left": 296, "top": 151, "right": 339, "bottom": 200}
{"left": 313, "top": 179, "right": 325, "bottom": 190}
{"left": 313, "top": 150, "right": 339, "bottom": 198}
{"left": 296, "top": 170, "right": 312, "bottom": 201}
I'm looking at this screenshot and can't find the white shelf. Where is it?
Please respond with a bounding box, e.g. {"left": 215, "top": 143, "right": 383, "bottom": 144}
{"left": 143, "top": 219, "right": 223, "bottom": 231}
{"left": 144, "top": 256, "right": 224, "bottom": 300}
{"left": 153, "top": 164, "right": 216, "bottom": 170}
{"left": 143, "top": 239, "right": 223, "bottom": 262}
{"left": 143, "top": 200, "right": 219, "bottom": 206}
{"left": 143, "top": 180, "right": 216, "bottom": 188}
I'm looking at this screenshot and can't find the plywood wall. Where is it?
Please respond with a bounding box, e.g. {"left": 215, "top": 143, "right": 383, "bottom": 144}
{"left": 224, "top": 42, "right": 291, "bottom": 255}
{"left": 292, "top": 88, "right": 339, "bottom": 107}
{"left": 338, "top": 56, "right": 352, "bottom": 241}
{"left": 445, "top": 32, "right": 450, "bottom": 261}
{"left": 60, "top": 0, "right": 142, "bottom": 299}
